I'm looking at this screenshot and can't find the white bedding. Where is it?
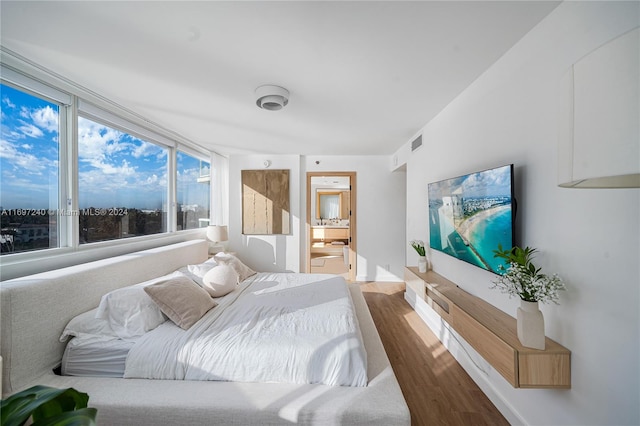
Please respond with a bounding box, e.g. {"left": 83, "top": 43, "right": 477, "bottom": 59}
{"left": 61, "top": 336, "right": 135, "bottom": 377}
{"left": 124, "top": 272, "right": 368, "bottom": 387}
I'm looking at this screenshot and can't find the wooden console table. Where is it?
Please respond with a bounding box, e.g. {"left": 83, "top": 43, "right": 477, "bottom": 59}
{"left": 405, "top": 267, "right": 571, "bottom": 389}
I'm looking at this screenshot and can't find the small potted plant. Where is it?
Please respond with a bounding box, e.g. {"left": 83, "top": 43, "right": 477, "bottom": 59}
{"left": 492, "top": 245, "right": 565, "bottom": 350}
{"left": 410, "top": 240, "right": 429, "bottom": 273}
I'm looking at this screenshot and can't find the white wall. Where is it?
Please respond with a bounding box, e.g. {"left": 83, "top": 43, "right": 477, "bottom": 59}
{"left": 400, "top": 2, "right": 639, "bottom": 425}
{"left": 228, "top": 155, "right": 406, "bottom": 281}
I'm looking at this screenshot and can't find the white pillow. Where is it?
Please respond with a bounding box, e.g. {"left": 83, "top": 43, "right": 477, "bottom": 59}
{"left": 95, "top": 271, "right": 184, "bottom": 339}
{"left": 213, "top": 252, "right": 256, "bottom": 282}
{"left": 178, "top": 258, "right": 218, "bottom": 287}
{"left": 202, "top": 265, "right": 239, "bottom": 297}
{"left": 60, "top": 308, "right": 117, "bottom": 342}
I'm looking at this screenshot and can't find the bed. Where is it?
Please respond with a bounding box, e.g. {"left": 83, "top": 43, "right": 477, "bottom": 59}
{"left": 62, "top": 270, "right": 368, "bottom": 387}
{"left": 1, "top": 240, "right": 410, "bottom": 425}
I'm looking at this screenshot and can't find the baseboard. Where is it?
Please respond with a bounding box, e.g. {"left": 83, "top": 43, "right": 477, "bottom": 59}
{"left": 404, "top": 291, "right": 526, "bottom": 426}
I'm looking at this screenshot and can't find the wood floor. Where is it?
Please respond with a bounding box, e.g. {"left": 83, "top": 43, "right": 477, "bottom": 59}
{"left": 310, "top": 254, "right": 349, "bottom": 278}
{"left": 359, "top": 281, "right": 509, "bottom": 426}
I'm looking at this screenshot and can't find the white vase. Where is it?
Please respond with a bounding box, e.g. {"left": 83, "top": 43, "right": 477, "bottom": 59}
{"left": 418, "top": 256, "right": 428, "bottom": 273}
{"left": 517, "top": 300, "right": 545, "bottom": 350}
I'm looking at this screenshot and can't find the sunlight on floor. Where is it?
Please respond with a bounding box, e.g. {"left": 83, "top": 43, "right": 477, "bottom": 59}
{"left": 402, "top": 309, "right": 457, "bottom": 376}
{"left": 310, "top": 255, "right": 348, "bottom": 278}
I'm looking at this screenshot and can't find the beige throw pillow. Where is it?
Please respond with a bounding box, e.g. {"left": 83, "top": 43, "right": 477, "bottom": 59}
{"left": 144, "top": 276, "right": 217, "bottom": 330}
{"left": 202, "top": 265, "right": 239, "bottom": 297}
{"left": 213, "top": 252, "right": 257, "bottom": 282}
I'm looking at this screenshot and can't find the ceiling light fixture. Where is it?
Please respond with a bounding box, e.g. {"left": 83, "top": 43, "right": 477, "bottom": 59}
{"left": 255, "top": 85, "right": 289, "bottom": 111}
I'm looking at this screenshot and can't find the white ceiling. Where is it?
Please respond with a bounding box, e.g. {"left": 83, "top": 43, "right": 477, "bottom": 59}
{"left": 0, "top": 1, "right": 559, "bottom": 156}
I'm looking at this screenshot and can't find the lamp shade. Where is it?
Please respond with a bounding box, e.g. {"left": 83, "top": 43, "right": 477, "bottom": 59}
{"left": 206, "top": 225, "right": 228, "bottom": 243}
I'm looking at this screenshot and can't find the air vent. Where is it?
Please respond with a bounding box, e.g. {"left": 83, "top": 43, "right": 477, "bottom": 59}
{"left": 411, "top": 135, "right": 423, "bottom": 152}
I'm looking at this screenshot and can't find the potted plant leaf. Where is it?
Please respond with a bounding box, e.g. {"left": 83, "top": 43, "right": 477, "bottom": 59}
{"left": 1, "top": 385, "right": 97, "bottom": 426}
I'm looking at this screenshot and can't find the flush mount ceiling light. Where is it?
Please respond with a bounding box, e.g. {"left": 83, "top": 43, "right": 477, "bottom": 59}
{"left": 255, "top": 85, "right": 289, "bottom": 111}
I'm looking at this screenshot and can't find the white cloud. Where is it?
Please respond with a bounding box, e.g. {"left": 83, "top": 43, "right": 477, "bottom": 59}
{"left": 3, "top": 105, "right": 59, "bottom": 141}
{"left": 75, "top": 117, "right": 170, "bottom": 207}
{"left": 132, "top": 140, "right": 163, "bottom": 158}
{"left": 1, "top": 121, "right": 26, "bottom": 142}
{"left": 0, "top": 138, "right": 48, "bottom": 175}
{"left": 30, "top": 105, "right": 58, "bottom": 133}
{"left": 17, "top": 122, "right": 44, "bottom": 139}
{"left": 98, "top": 159, "right": 136, "bottom": 176}
{"left": 177, "top": 167, "right": 201, "bottom": 186}
{"left": 461, "top": 166, "right": 511, "bottom": 196}
{"left": 2, "top": 169, "right": 16, "bottom": 180}
{"left": 136, "top": 171, "right": 166, "bottom": 193}
{"left": 2, "top": 97, "right": 16, "bottom": 109}
{"left": 79, "top": 166, "right": 166, "bottom": 200}
{"left": 1, "top": 174, "right": 51, "bottom": 193}
{"left": 78, "top": 118, "right": 125, "bottom": 163}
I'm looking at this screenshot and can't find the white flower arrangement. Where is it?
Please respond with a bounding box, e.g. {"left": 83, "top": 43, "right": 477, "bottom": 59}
{"left": 492, "top": 245, "right": 566, "bottom": 304}
{"left": 410, "top": 240, "right": 426, "bottom": 256}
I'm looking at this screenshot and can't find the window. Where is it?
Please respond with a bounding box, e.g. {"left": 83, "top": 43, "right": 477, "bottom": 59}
{"left": 1, "top": 60, "right": 216, "bottom": 275}
{"left": 1, "top": 83, "right": 61, "bottom": 255}
{"left": 177, "top": 151, "right": 210, "bottom": 230}
{"left": 77, "top": 116, "right": 168, "bottom": 243}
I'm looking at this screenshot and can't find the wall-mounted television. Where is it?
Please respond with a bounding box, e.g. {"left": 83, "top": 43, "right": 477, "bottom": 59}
{"left": 428, "top": 164, "right": 515, "bottom": 274}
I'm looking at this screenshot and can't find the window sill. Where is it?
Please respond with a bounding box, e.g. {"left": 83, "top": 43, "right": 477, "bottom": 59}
{"left": 0, "top": 229, "right": 205, "bottom": 281}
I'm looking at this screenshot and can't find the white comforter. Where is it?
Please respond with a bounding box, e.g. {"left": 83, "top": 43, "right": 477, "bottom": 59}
{"left": 124, "top": 273, "right": 368, "bottom": 387}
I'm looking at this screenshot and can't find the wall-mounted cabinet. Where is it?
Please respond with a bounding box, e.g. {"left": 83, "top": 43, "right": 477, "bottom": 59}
{"left": 311, "top": 227, "right": 349, "bottom": 241}
{"left": 311, "top": 226, "right": 349, "bottom": 256}
{"left": 405, "top": 267, "right": 571, "bottom": 389}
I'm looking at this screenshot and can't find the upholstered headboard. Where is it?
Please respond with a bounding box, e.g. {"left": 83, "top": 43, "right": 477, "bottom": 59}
{"left": 0, "top": 240, "right": 208, "bottom": 396}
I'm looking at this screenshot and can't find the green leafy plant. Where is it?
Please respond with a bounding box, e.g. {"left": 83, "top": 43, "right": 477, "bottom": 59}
{"left": 410, "top": 240, "right": 426, "bottom": 256}
{"left": 492, "top": 244, "right": 565, "bottom": 304}
{"left": 1, "top": 385, "right": 97, "bottom": 426}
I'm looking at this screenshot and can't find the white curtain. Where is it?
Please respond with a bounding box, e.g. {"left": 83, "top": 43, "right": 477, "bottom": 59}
{"left": 210, "top": 153, "right": 229, "bottom": 226}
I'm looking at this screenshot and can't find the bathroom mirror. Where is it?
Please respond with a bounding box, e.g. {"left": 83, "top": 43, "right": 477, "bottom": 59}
{"left": 316, "top": 190, "right": 349, "bottom": 219}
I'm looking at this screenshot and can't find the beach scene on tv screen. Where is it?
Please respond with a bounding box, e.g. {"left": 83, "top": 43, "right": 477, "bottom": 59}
{"left": 428, "top": 165, "right": 513, "bottom": 274}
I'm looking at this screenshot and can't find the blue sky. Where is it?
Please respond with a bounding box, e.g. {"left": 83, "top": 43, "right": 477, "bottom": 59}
{"left": 1, "top": 84, "right": 59, "bottom": 209}
{"left": 1, "top": 83, "right": 209, "bottom": 210}
{"left": 429, "top": 165, "right": 512, "bottom": 199}
{"left": 460, "top": 165, "right": 512, "bottom": 198}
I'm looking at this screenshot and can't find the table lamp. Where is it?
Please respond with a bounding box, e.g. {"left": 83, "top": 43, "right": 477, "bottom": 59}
{"left": 206, "top": 225, "right": 228, "bottom": 254}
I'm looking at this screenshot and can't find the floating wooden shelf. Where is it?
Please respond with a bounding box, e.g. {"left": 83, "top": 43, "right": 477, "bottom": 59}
{"left": 405, "top": 267, "right": 571, "bottom": 389}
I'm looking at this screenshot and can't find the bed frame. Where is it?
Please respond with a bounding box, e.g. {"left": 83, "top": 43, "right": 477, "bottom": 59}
{"left": 1, "top": 240, "right": 410, "bottom": 425}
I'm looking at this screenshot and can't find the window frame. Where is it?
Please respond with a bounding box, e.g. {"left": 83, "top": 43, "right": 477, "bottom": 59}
{"left": 0, "top": 73, "right": 70, "bottom": 254}
{"left": 0, "top": 57, "right": 216, "bottom": 279}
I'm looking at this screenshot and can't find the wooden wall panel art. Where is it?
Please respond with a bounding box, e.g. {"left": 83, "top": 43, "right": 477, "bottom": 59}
{"left": 242, "top": 169, "right": 290, "bottom": 235}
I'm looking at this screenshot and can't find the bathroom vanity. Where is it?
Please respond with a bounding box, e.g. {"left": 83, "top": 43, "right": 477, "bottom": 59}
{"left": 311, "top": 226, "right": 349, "bottom": 255}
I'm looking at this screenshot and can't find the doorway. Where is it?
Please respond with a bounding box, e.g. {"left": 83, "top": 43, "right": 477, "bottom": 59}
{"left": 306, "top": 172, "right": 356, "bottom": 281}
